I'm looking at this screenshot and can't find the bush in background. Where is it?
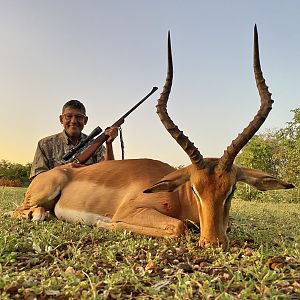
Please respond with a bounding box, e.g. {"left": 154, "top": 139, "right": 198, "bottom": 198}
{"left": 0, "top": 160, "right": 31, "bottom": 187}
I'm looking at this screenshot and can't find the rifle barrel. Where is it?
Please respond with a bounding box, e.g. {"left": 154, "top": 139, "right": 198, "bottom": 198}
{"left": 122, "top": 86, "right": 158, "bottom": 119}
{"left": 72, "top": 86, "right": 158, "bottom": 164}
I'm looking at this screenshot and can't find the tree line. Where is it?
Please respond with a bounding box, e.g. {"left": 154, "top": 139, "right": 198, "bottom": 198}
{"left": 0, "top": 160, "right": 31, "bottom": 187}
{"left": 0, "top": 108, "right": 299, "bottom": 202}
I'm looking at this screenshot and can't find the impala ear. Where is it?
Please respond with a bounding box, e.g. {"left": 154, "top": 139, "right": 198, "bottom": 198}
{"left": 144, "top": 169, "right": 190, "bottom": 193}
{"left": 236, "top": 167, "right": 295, "bottom": 191}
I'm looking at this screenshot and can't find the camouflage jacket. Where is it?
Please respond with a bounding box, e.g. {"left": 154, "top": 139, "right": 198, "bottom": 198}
{"left": 30, "top": 131, "right": 106, "bottom": 180}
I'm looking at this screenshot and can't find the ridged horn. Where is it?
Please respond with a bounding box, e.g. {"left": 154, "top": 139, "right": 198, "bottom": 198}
{"left": 217, "top": 25, "right": 274, "bottom": 172}
{"left": 156, "top": 32, "right": 205, "bottom": 169}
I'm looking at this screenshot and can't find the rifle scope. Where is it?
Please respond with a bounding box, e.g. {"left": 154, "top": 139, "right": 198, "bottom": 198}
{"left": 62, "top": 126, "right": 102, "bottom": 161}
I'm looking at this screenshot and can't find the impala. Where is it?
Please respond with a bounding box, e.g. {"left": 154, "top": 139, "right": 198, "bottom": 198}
{"left": 13, "top": 26, "right": 294, "bottom": 249}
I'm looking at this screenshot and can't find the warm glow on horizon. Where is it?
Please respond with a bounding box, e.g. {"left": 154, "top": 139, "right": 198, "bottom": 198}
{"left": 1, "top": 1, "right": 299, "bottom": 167}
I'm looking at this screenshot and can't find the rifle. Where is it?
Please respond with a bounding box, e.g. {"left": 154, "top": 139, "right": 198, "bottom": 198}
{"left": 62, "top": 86, "right": 158, "bottom": 164}
{"left": 62, "top": 126, "right": 103, "bottom": 162}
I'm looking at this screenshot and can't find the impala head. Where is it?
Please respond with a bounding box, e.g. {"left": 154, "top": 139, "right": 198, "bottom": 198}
{"left": 144, "top": 26, "right": 294, "bottom": 250}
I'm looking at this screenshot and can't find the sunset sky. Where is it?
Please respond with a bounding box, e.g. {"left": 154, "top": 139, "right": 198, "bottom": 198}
{"left": 1, "top": 1, "right": 299, "bottom": 167}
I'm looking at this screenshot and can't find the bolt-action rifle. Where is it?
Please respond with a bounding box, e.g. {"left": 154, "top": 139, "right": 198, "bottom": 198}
{"left": 62, "top": 86, "right": 158, "bottom": 164}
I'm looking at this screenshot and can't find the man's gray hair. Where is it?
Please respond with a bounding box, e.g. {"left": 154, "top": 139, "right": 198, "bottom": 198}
{"left": 62, "top": 100, "right": 86, "bottom": 115}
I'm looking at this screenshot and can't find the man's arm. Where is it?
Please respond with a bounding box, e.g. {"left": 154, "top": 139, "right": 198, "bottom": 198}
{"left": 104, "top": 126, "right": 118, "bottom": 161}
{"left": 105, "top": 142, "right": 115, "bottom": 160}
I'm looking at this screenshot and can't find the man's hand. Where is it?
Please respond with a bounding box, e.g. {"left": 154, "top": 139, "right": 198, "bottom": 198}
{"left": 105, "top": 126, "right": 119, "bottom": 144}
{"left": 60, "top": 162, "right": 84, "bottom": 168}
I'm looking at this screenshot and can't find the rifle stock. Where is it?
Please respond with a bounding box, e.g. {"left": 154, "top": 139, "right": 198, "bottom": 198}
{"left": 73, "top": 87, "right": 158, "bottom": 164}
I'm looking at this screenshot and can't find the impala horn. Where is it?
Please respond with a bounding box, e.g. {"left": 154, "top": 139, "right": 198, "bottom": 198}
{"left": 156, "top": 32, "right": 206, "bottom": 169}
{"left": 217, "top": 25, "right": 274, "bottom": 172}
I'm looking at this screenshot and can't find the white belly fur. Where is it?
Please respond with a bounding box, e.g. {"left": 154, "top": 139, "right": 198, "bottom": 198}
{"left": 54, "top": 201, "right": 112, "bottom": 225}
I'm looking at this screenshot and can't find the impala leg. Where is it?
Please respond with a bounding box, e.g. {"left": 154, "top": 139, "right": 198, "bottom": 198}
{"left": 12, "top": 167, "right": 70, "bottom": 220}
{"left": 97, "top": 208, "right": 186, "bottom": 238}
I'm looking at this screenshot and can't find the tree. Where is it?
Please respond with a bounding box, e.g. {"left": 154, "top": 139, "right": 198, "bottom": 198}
{"left": 274, "top": 108, "right": 300, "bottom": 184}
{"left": 0, "top": 160, "right": 31, "bottom": 187}
{"left": 235, "top": 108, "right": 299, "bottom": 202}
{"left": 235, "top": 134, "right": 279, "bottom": 175}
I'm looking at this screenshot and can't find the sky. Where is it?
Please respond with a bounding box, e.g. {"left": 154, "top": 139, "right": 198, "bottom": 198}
{"left": 0, "top": 1, "right": 299, "bottom": 167}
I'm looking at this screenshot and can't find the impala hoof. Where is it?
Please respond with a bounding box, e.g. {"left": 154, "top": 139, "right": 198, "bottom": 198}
{"left": 199, "top": 236, "right": 229, "bottom": 250}
{"left": 31, "top": 207, "right": 46, "bottom": 222}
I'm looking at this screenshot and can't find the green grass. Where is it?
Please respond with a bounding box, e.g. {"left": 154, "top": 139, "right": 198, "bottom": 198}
{"left": 0, "top": 187, "right": 299, "bottom": 299}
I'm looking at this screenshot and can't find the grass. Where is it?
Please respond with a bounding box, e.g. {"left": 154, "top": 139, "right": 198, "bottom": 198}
{"left": 0, "top": 187, "right": 299, "bottom": 299}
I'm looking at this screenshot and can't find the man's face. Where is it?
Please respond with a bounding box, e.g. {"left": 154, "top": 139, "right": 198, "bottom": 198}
{"left": 59, "top": 107, "right": 88, "bottom": 139}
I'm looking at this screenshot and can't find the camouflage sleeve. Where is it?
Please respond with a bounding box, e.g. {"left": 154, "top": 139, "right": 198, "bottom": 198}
{"left": 29, "top": 141, "right": 51, "bottom": 180}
